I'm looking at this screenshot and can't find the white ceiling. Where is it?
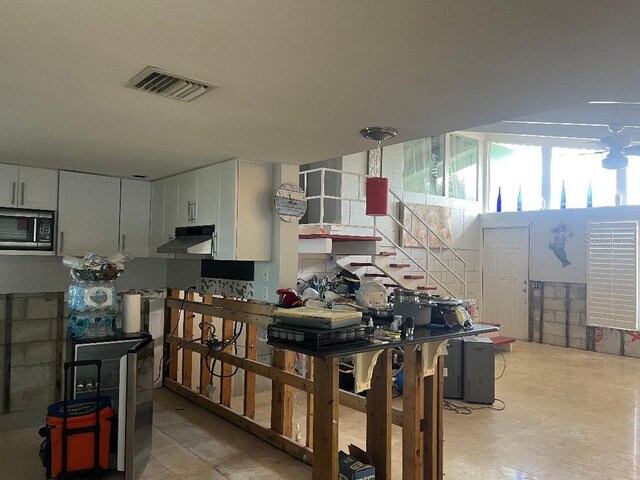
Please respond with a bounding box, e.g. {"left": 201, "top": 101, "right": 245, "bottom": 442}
{"left": 2, "top": 1, "right": 640, "bottom": 179}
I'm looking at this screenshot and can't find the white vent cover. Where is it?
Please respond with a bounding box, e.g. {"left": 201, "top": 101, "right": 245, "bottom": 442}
{"left": 587, "top": 221, "right": 639, "bottom": 330}
{"left": 126, "top": 66, "right": 215, "bottom": 102}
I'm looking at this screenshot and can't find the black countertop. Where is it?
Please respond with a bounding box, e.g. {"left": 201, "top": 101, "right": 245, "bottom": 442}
{"left": 267, "top": 324, "right": 498, "bottom": 358}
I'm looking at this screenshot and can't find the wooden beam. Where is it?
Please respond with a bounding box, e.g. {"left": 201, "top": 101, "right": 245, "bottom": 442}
{"left": 165, "top": 379, "right": 312, "bottom": 465}
{"left": 200, "top": 294, "right": 213, "bottom": 397}
{"left": 220, "top": 319, "right": 234, "bottom": 407}
{"left": 169, "top": 336, "right": 312, "bottom": 391}
{"left": 168, "top": 290, "right": 181, "bottom": 382}
{"left": 424, "top": 359, "right": 444, "bottom": 480}
{"left": 165, "top": 298, "right": 272, "bottom": 327}
{"left": 243, "top": 324, "right": 258, "bottom": 419}
{"left": 313, "top": 356, "right": 339, "bottom": 480}
{"left": 338, "top": 390, "right": 403, "bottom": 427}
{"left": 366, "top": 350, "right": 392, "bottom": 480}
{"left": 403, "top": 346, "right": 424, "bottom": 480}
{"left": 271, "top": 349, "right": 295, "bottom": 437}
{"left": 182, "top": 291, "right": 195, "bottom": 389}
{"left": 306, "top": 356, "right": 314, "bottom": 448}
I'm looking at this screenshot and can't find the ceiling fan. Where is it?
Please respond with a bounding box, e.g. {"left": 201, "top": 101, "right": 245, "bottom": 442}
{"left": 591, "top": 125, "right": 640, "bottom": 169}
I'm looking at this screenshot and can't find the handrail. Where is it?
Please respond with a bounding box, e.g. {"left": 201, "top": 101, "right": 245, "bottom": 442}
{"left": 385, "top": 213, "right": 465, "bottom": 286}
{"left": 300, "top": 167, "right": 468, "bottom": 298}
{"left": 388, "top": 188, "right": 467, "bottom": 268}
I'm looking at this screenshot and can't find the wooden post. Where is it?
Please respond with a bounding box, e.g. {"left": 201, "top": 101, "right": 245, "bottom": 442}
{"left": 168, "top": 290, "right": 181, "bottom": 382}
{"left": 200, "top": 294, "right": 213, "bottom": 397}
{"left": 403, "top": 346, "right": 424, "bottom": 480}
{"left": 313, "top": 356, "right": 339, "bottom": 480}
{"left": 243, "top": 324, "right": 258, "bottom": 418}
{"left": 220, "top": 319, "right": 234, "bottom": 407}
{"left": 424, "top": 359, "right": 444, "bottom": 480}
{"left": 366, "top": 350, "right": 392, "bottom": 480}
{"left": 306, "top": 356, "right": 314, "bottom": 448}
{"left": 271, "top": 349, "right": 295, "bottom": 437}
{"left": 182, "top": 291, "right": 195, "bottom": 389}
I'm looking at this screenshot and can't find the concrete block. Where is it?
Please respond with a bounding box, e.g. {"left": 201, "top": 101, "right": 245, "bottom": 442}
{"left": 554, "top": 311, "right": 567, "bottom": 324}
{"left": 11, "top": 319, "right": 51, "bottom": 344}
{"left": 11, "top": 363, "right": 57, "bottom": 390}
{"left": 543, "top": 332, "right": 565, "bottom": 347}
{"left": 545, "top": 298, "right": 566, "bottom": 311}
{"left": 533, "top": 288, "right": 541, "bottom": 297}
{"left": 542, "top": 310, "right": 555, "bottom": 322}
{"left": 23, "top": 341, "right": 57, "bottom": 365}
{"left": 568, "top": 325, "right": 586, "bottom": 341}
{"left": 555, "top": 285, "right": 567, "bottom": 298}
{"left": 532, "top": 296, "right": 542, "bottom": 310}
{"left": 569, "top": 337, "right": 586, "bottom": 350}
{"left": 543, "top": 286, "right": 557, "bottom": 298}
{"left": 532, "top": 308, "right": 541, "bottom": 322}
{"left": 544, "top": 321, "right": 566, "bottom": 336}
{"left": 568, "top": 313, "right": 584, "bottom": 326}
{"left": 576, "top": 285, "right": 587, "bottom": 301}
{"left": 10, "top": 384, "right": 57, "bottom": 411}
{"left": 0, "top": 296, "right": 5, "bottom": 322}
{"left": 12, "top": 294, "right": 59, "bottom": 321}
{"left": 571, "top": 300, "right": 586, "bottom": 313}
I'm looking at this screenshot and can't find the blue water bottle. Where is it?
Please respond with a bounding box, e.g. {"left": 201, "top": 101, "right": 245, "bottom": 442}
{"left": 497, "top": 187, "right": 502, "bottom": 212}
{"left": 517, "top": 187, "right": 522, "bottom": 212}
{"left": 560, "top": 181, "right": 567, "bottom": 209}
{"left": 587, "top": 181, "right": 593, "bottom": 208}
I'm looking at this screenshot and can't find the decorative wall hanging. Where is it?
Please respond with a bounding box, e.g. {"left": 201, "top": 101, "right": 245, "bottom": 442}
{"left": 549, "top": 223, "right": 574, "bottom": 267}
{"left": 399, "top": 203, "right": 451, "bottom": 248}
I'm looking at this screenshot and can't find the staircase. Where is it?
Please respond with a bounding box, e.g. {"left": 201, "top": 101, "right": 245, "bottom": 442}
{"left": 297, "top": 167, "right": 516, "bottom": 349}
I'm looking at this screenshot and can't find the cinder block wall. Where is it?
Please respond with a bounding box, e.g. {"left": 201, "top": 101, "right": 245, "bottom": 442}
{"left": 1, "top": 293, "right": 64, "bottom": 412}
{"left": 530, "top": 281, "right": 640, "bottom": 358}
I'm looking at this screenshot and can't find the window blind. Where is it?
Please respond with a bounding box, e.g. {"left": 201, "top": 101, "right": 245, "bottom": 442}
{"left": 587, "top": 221, "right": 639, "bottom": 330}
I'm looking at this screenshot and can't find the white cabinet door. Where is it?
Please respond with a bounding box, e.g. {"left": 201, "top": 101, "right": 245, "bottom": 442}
{"left": 57, "top": 171, "right": 121, "bottom": 256}
{"left": 0, "top": 164, "right": 19, "bottom": 208}
{"left": 177, "top": 171, "right": 196, "bottom": 227}
{"left": 120, "top": 179, "right": 150, "bottom": 258}
{"left": 149, "top": 179, "right": 166, "bottom": 258}
{"left": 18, "top": 166, "right": 58, "bottom": 210}
{"left": 163, "top": 176, "right": 179, "bottom": 242}
{"left": 215, "top": 160, "right": 238, "bottom": 260}
{"left": 193, "top": 164, "right": 219, "bottom": 226}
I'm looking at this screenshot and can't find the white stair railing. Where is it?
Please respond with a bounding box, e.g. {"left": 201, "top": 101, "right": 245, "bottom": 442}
{"left": 299, "top": 168, "right": 467, "bottom": 298}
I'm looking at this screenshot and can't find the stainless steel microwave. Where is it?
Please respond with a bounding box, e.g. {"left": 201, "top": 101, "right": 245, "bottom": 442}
{"left": 0, "top": 208, "right": 54, "bottom": 251}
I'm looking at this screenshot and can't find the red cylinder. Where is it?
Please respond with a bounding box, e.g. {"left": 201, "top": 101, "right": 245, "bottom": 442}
{"left": 366, "top": 177, "right": 389, "bottom": 216}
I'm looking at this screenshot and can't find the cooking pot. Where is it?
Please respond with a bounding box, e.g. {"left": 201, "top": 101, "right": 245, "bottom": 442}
{"left": 392, "top": 288, "right": 435, "bottom": 327}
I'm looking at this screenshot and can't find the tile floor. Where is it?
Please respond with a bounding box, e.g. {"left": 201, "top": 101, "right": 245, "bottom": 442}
{"left": 2, "top": 342, "right": 640, "bottom": 479}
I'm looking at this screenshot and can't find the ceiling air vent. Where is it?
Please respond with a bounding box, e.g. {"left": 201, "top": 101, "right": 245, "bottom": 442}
{"left": 126, "top": 66, "right": 215, "bottom": 102}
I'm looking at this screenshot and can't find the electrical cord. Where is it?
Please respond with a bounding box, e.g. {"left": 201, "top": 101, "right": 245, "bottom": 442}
{"left": 495, "top": 349, "right": 507, "bottom": 380}
{"left": 444, "top": 398, "right": 506, "bottom": 414}
{"left": 153, "top": 286, "right": 196, "bottom": 384}
{"left": 206, "top": 321, "right": 245, "bottom": 381}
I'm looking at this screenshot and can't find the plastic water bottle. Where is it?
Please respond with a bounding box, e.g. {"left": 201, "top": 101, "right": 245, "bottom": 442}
{"left": 517, "top": 187, "right": 522, "bottom": 212}
{"left": 560, "top": 181, "right": 567, "bottom": 209}
{"left": 496, "top": 187, "right": 502, "bottom": 212}
{"left": 587, "top": 182, "right": 593, "bottom": 208}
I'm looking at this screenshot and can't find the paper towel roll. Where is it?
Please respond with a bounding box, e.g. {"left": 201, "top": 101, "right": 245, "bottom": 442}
{"left": 122, "top": 293, "right": 142, "bottom": 333}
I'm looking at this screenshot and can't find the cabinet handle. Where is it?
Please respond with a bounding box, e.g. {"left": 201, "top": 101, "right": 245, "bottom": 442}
{"left": 60, "top": 231, "right": 64, "bottom": 254}
{"left": 187, "top": 201, "right": 192, "bottom": 223}
{"left": 11, "top": 182, "right": 16, "bottom": 205}
{"left": 122, "top": 234, "right": 126, "bottom": 250}
{"left": 212, "top": 232, "right": 217, "bottom": 258}
{"left": 21, "top": 182, "right": 25, "bottom": 206}
{"left": 192, "top": 201, "right": 197, "bottom": 223}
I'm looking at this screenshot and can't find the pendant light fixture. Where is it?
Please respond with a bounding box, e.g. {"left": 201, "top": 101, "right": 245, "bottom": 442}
{"left": 360, "top": 126, "right": 398, "bottom": 216}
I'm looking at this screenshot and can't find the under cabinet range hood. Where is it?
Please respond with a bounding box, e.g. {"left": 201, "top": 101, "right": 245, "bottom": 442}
{"left": 157, "top": 225, "right": 216, "bottom": 255}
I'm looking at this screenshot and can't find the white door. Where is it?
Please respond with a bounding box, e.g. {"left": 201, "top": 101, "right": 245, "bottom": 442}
{"left": 58, "top": 171, "right": 121, "bottom": 256}
{"left": 482, "top": 227, "right": 530, "bottom": 339}
{"left": 0, "top": 163, "right": 19, "bottom": 208}
{"left": 19, "top": 167, "right": 58, "bottom": 210}
{"left": 119, "top": 179, "right": 150, "bottom": 257}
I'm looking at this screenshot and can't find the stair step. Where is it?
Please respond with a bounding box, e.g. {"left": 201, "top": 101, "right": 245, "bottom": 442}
{"left": 491, "top": 336, "right": 516, "bottom": 346}
{"left": 417, "top": 286, "right": 437, "bottom": 291}
{"left": 299, "top": 234, "right": 382, "bottom": 242}
{"left": 379, "top": 251, "right": 396, "bottom": 256}
{"left": 350, "top": 262, "right": 373, "bottom": 267}
{"left": 364, "top": 273, "right": 388, "bottom": 278}
{"left": 404, "top": 274, "right": 425, "bottom": 280}
{"left": 384, "top": 283, "right": 400, "bottom": 288}
{"left": 389, "top": 263, "right": 410, "bottom": 268}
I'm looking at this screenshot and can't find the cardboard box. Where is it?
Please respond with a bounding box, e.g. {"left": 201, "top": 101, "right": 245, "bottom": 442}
{"left": 338, "top": 451, "right": 375, "bottom": 480}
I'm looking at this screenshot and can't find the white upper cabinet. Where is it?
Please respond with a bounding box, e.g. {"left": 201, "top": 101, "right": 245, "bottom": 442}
{"left": 149, "top": 178, "right": 167, "bottom": 258}
{"left": 163, "top": 176, "right": 179, "bottom": 241}
{"left": 119, "top": 179, "right": 150, "bottom": 258}
{"left": 177, "top": 170, "right": 197, "bottom": 227}
{"left": 0, "top": 164, "right": 58, "bottom": 210}
{"left": 214, "top": 160, "right": 238, "bottom": 260}
{"left": 193, "top": 164, "right": 219, "bottom": 227}
{"left": 0, "top": 164, "right": 19, "bottom": 207}
{"left": 57, "top": 171, "right": 121, "bottom": 256}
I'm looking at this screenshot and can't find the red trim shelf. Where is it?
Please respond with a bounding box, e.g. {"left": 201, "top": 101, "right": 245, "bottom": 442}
{"left": 417, "top": 286, "right": 437, "bottom": 291}
{"left": 364, "top": 273, "right": 388, "bottom": 278}
{"left": 491, "top": 336, "right": 515, "bottom": 347}
{"left": 379, "top": 251, "right": 396, "bottom": 256}
{"left": 350, "top": 262, "right": 373, "bottom": 267}
{"left": 389, "top": 263, "right": 410, "bottom": 268}
{"left": 298, "top": 234, "right": 382, "bottom": 242}
{"left": 404, "top": 275, "right": 425, "bottom": 280}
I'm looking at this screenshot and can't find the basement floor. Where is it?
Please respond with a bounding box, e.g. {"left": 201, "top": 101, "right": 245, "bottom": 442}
{"left": 1, "top": 342, "right": 640, "bottom": 479}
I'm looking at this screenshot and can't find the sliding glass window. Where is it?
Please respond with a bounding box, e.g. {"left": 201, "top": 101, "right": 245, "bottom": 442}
{"left": 448, "top": 135, "right": 478, "bottom": 201}
{"left": 402, "top": 136, "right": 445, "bottom": 196}
{"left": 489, "top": 143, "right": 542, "bottom": 211}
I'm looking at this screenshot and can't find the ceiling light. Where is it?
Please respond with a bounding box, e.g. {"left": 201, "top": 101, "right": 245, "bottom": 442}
{"left": 132, "top": 174, "right": 147, "bottom": 179}
{"left": 588, "top": 101, "right": 640, "bottom": 105}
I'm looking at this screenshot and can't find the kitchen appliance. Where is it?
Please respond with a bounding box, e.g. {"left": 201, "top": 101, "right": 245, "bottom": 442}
{"left": 0, "top": 208, "right": 54, "bottom": 251}
{"left": 393, "top": 288, "right": 435, "bottom": 326}
{"left": 156, "top": 224, "right": 215, "bottom": 255}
